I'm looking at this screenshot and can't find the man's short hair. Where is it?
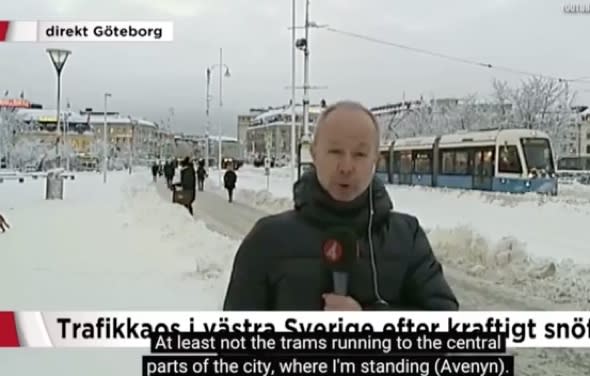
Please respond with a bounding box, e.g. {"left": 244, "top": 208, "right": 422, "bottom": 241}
{"left": 313, "top": 100, "right": 380, "bottom": 147}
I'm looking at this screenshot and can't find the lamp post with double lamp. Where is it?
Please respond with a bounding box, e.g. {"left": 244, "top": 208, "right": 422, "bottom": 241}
{"left": 206, "top": 48, "right": 231, "bottom": 182}
{"left": 46, "top": 48, "right": 71, "bottom": 169}
{"left": 103, "top": 92, "right": 112, "bottom": 183}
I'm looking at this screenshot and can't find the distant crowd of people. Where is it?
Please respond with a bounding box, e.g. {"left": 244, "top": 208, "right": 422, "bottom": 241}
{"left": 151, "top": 157, "right": 238, "bottom": 215}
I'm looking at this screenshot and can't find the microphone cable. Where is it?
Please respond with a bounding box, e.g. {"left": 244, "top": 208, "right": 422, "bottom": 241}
{"left": 367, "top": 179, "right": 389, "bottom": 307}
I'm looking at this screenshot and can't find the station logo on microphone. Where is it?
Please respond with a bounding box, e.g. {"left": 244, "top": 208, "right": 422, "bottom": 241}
{"left": 322, "top": 239, "right": 343, "bottom": 263}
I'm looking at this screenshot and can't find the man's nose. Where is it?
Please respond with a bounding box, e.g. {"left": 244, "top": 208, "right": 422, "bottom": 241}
{"left": 337, "top": 154, "right": 354, "bottom": 174}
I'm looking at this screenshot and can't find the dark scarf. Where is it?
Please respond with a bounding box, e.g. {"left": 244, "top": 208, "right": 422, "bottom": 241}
{"left": 293, "top": 167, "right": 393, "bottom": 235}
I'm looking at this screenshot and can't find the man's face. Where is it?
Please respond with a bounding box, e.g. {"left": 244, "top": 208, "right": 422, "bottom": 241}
{"left": 311, "top": 107, "right": 378, "bottom": 202}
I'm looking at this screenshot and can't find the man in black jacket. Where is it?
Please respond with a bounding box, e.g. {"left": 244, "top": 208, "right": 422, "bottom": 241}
{"left": 164, "top": 160, "right": 175, "bottom": 189}
{"left": 196, "top": 159, "right": 207, "bottom": 191}
{"left": 223, "top": 100, "right": 458, "bottom": 311}
{"left": 223, "top": 164, "right": 237, "bottom": 202}
{"left": 175, "top": 157, "right": 196, "bottom": 215}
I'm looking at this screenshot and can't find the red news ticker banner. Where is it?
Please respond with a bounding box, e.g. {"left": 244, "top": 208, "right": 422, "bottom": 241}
{"left": 0, "top": 21, "right": 10, "bottom": 41}
{"left": 0, "top": 312, "right": 20, "bottom": 347}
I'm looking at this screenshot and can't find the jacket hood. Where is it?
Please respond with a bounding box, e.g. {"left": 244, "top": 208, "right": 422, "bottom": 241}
{"left": 293, "top": 167, "right": 393, "bottom": 234}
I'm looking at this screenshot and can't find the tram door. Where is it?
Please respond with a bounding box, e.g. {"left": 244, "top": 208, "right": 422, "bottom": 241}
{"left": 472, "top": 148, "right": 494, "bottom": 191}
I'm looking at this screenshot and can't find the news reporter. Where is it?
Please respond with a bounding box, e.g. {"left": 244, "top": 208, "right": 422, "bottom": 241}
{"left": 223, "top": 100, "right": 458, "bottom": 311}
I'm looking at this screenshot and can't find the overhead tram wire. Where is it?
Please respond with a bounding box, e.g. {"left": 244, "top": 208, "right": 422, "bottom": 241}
{"left": 322, "top": 26, "right": 590, "bottom": 87}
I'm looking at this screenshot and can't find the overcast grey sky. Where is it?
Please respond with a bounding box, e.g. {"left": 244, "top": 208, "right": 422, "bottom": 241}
{"left": 1, "top": 0, "right": 589, "bottom": 136}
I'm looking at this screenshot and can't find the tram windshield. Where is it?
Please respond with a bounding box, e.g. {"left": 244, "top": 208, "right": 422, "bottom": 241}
{"left": 520, "top": 137, "right": 555, "bottom": 174}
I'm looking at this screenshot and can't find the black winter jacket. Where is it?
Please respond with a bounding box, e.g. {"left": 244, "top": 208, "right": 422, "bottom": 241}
{"left": 179, "top": 165, "right": 196, "bottom": 192}
{"left": 224, "top": 170, "right": 237, "bottom": 189}
{"left": 223, "top": 169, "right": 459, "bottom": 311}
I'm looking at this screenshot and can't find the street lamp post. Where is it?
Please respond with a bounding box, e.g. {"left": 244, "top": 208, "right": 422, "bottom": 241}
{"left": 206, "top": 48, "right": 231, "bottom": 182}
{"left": 65, "top": 99, "right": 71, "bottom": 171}
{"left": 46, "top": 48, "right": 71, "bottom": 169}
{"left": 290, "top": 0, "right": 297, "bottom": 185}
{"left": 103, "top": 92, "right": 111, "bottom": 183}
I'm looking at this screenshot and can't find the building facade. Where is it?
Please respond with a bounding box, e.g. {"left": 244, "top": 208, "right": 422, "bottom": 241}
{"left": 3, "top": 105, "right": 176, "bottom": 170}
{"left": 557, "top": 107, "right": 590, "bottom": 170}
{"left": 237, "top": 108, "right": 266, "bottom": 159}
{"left": 242, "top": 103, "right": 325, "bottom": 161}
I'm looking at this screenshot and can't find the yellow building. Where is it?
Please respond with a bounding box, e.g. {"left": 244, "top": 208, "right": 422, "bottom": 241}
{"left": 16, "top": 108, "right": 169, "bottom": 160}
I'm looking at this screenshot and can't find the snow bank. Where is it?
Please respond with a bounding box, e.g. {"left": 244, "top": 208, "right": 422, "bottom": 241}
{"left": 207, "top": 165, "right": 590, "bottom": 308}
{"left": 427, "top": 227, "right": 590, "bottom": 308}
{"left": 0, "top": 171, "right": 238, "bottom": 310}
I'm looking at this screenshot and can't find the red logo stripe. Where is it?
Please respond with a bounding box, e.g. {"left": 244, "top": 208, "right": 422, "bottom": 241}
{"left": 0, "top": 21, "right": 10, "bottom": 41}
{"left": 0, "top": 311, "right": 20, "bottom": 347}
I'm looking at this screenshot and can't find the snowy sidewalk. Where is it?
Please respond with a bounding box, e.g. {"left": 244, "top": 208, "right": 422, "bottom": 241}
{"left": 0, "top": 171, "right": 238, "bottom": 310}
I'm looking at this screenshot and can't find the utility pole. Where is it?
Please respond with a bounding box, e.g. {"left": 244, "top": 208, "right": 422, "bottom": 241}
{"left": 302, "top": 0, "right": 310, "bottom": 138}
{"left": 205, "top": 68, "right": 211, "bottom": 170}
{"left": 290, "top": 0, "right": 328, "bottom": 180}
{"left": 218, "top": 47, "right": 223, "bottom": 184}
{"left": 290, "top": 0, "right": 297, "bottom": 185}
{"left": 65, "top": 99, "right": 70, "bottom": 171}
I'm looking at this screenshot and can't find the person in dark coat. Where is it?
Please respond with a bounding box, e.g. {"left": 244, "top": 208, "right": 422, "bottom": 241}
{"left": 196, "top": 159, "right": 207, "bottom": 191}
{"left": 223, "top": 100, "right": 458, "bottom": 311}
{"left": 164, "top": 161, "right": 175, "bottom": 189}
{"left": 175, "top": 157, "right": 196, "bottom": 215}
{"left": 151, "top": 162, "right": 159, "bottom": 182}
{"left": 223, "top": 164, "right": 237, "bottom": 202}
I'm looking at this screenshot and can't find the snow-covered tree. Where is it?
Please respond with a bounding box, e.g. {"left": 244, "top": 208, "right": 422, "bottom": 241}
{"left": 10, "top": 138, "right": 57, "bottom": 170}
{"left": 449, "top": 93, "right": 493, "bottom": 131}
{"left": 89, "top": 138, "right": 110, "bottom": 160}
{"left": 490, "top": 79, "right": 513, "bottom": 128}
{"left": 490, "top": 76, "right": 576, "bottom": 157}
{"left": 0, "top": 108, "right": 36, "bottom": 168}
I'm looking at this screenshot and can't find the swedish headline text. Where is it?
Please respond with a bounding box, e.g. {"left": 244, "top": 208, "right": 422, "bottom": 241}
{"left": 54, "top": 315, "right": 590, "bottom": 343}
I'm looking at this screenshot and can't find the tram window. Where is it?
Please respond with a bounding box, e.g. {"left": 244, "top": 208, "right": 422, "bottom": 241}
{"left": 400, "top": 151, "right": 413, "bottom": 173}
{"left": 442, "top": 151, "right": 454, "bottom": 174}
{"left": 414, "top": 152, "right": 431, "bottom": 174}
{"left": 498, "top": 145, "right": 522, "bottom": 173}
{"left": 455, "top": 151, "right": 469, "bottom": 174}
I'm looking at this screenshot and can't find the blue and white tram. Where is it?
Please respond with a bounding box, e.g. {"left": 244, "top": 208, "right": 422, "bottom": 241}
{"left": 376, "top": 129, "right": 558, "bottom": 195}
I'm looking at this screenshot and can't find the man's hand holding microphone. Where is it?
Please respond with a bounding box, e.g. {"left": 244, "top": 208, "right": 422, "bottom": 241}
{"left": 321, "top": 228, "right": 362, "bottom": 311}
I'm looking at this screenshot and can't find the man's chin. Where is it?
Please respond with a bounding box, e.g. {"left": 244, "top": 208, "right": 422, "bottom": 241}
{"left": 329, "top": 189, "right": 360, "bottom": 203}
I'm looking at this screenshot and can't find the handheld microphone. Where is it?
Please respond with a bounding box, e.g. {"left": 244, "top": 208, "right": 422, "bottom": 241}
{"left": 321, "top": 228, "right": 357, "bottom": 295}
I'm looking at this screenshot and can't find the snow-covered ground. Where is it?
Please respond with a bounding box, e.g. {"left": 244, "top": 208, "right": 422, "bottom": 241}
{"left": 1, "top": 165, "right": 589, "bottom": 375}
{"left": 208, "top": 165, "right": 590, "bottom": 308}
{"left": 0, "top": 170, "right": 238, "bottom": 310}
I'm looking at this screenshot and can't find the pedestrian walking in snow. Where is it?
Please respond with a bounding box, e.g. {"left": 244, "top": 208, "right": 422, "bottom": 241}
{"left": 196, "top": 159, "right": 207, "bottom": 191}
{"left": 151, "top": 162, "right": 158, "bottom": 183}
{"left": 164, "top": 160, "right": 175, "bottom": 189}
{"left": 174, "top": 157, "right": 196, "bottom": 215}
{"left": 223, "top": 165, "right": 237, "bottom": 203}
